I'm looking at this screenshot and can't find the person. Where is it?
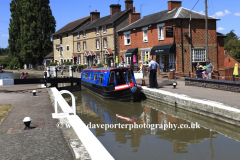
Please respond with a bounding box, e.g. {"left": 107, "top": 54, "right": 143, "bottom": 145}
{"left": 147, "top": 58, "right": 159, "bottom": 88}
{"left": 20, "top": 72, "right": 25, "bottom": 79}
{"left": 196, "top": 62, "right": 203, "bottom": 78}
{"left": 206, "top": 59, "right": 214, "bottom": 79}
{"left": 22, "top": 72, "right": 28, "bottom": 79}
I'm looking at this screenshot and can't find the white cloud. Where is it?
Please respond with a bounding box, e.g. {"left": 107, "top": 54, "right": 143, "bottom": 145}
{"left": 1, "top": 34, "right": 9, "bottom": 37}
{"left": 217, "top": 27, "right": 225, "bottom": 31}
{"left": 212, "top": 10, "right": 231, "bottom": 17}
{"left": 199, "top": 11, "right": 205, "bottom": 15}
{"left": 234, "top": 12, "right": 240, "bottom": 16}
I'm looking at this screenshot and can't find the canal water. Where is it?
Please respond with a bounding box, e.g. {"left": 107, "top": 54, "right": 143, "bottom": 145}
{"left": 0, "top": 72, "right": 41, "bottom": 79}
{"left": 64, "top": 89, "right": 240, "bottom": 160}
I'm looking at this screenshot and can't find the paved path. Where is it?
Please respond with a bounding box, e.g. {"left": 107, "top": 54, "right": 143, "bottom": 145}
{"left": 0, "top": 84, "right": 74, "bottom": 160}
{"left": 136, "top": 77, "right": 240, "bottom": 108}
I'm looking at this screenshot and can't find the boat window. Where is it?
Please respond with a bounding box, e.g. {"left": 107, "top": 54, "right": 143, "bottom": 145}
{"left": 94, "top": 73, "right": 97, "bottom": 81}
{"left": 116, "top": 71, "right": 126, "bottom": 85}
{"left": 108, "top": 71, "right": 115, "bottom": 86}
{"left": 99, "top": 74, "right": 103, "bottom": 84}
{"left": 89, "top": 73, "right": 91, "bottom": 80}
{"left": 127, "top": 70, "right": 133, "bottom": 83}
{"left": 85, "top": 72, "right": 88, "bottom": 79}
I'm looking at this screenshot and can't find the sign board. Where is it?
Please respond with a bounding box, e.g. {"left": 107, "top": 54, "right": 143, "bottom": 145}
{"left": 166, "top": 28, "right": 173, "bottom": 37}
{"left": 56, "top": 45, "right": 60, "bottom": 49}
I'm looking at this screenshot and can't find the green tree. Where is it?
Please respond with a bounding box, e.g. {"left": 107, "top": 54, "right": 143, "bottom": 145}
{"left": 224, "top": 30, "right": 238, "bottom": 48}
{"left": 225, "top": 38, "right": 240, "bottom": 62}
{"left": 8, "top": 0, "right": 56, "bottom": 68}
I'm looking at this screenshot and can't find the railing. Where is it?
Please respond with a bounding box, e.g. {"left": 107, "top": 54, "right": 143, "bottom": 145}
{"left": 169, "top": 70, "right": 240, "bottom": 82}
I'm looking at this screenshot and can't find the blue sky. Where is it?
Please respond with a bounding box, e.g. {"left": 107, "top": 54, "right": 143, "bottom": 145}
{"left": 0, "top": 0, "right": 240, "bottom": 48}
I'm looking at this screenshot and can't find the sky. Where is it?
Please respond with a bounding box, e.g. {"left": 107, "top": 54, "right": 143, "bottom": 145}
{"left": 0, "top": 0, "right": 240, "bottom": 48}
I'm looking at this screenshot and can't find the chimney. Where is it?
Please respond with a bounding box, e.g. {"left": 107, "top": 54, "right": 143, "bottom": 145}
{"left": 125, "top": 0, "right": 133, "bottom": 11}
{"left": 133, "top": 6, "right": 135, "bottom": 13}
{"left": 90, "top": 10, "right": 100, "bottom": 22}
{"left": 110, "top": 4, "right": 121, "bottom": 16}
{"left": 168, "top": 1, "right": 182, "bottom": 11}
{"left": 129, "top": 12, "right": 140, "bottom": 24}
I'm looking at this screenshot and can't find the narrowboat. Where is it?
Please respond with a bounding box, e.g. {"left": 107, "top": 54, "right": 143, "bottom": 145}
{"left": 81, "top": 67, "right": 142, "bottom": 101}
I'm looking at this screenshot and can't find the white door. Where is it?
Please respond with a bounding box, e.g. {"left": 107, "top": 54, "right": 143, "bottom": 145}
{"left": 159, "top": 55, "right": 164, "bottom": 72}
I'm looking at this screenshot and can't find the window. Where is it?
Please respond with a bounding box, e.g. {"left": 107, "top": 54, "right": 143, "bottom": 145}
{"left": 116, "top": 71, "right": 126, "bottom": 85}
{"left": 192, "top": 49, "right": 206, "bottom": 62}
{"left": 77, "top": 43, "right": 80, "bottom": 52}
{"left": 89, "top": 73, "right": 91, "bottom": 80}
{"left": 83, "top": 42, "right": 86, "bottom": 51}
{"left": 85, "top": 72, "right": 88, "bottom": 79}
{"left": 157, "top": 23, "right": 165, "bottom": 40}
{"left": 67, "top": 59, "right": 69, "bottom": 62}
{"left": 96, "top": 27, "right": 99, "bottom": 35}
{"left": 64, "top": 59, "right": 66, "bottom": 63}
{"left": 123, "top": 31, "right": 131, "bottom": 45}
{"left": 102, "top": 26, "right": 106, "bottom": 33}
{"left": 142, "top": 27, "right": 148, "bottom": 42}
{"left": 78, "top": 56, "right": 81, "bottom": 64}
{"left": 97, "top": 55, "right": 100, "bottom": 64}
{"left": 83, "top": 31, "right": 86, "bottom": 37}
{"left": 66, "top": 33, "right": 68, "bottom": 37}
{"left": 103, "top": 38, "right": 107, "bottom": 48}
{"left": 60, "top": 35, "right": 62, "bottom": 44}
{"left": 124, "top": 52, "right": 131, "bottom": 66}
{"left": 71, "top": 59, "right": 73, "bottom": 64}
{"left": 77, "top": 32, "right": 80, "bottom": 39}
{"left": 141, "top": 49, "right": 150, "bottom": 65}
{"left": 96, "top": 39, "right": 100, "bottom": 50}
{"left": 94, "top": 73, "right": 98, "bottom": 81}
{"left": 57, "top": 35, "right": 59, "bottom": 39}
{"left": 127, "top": 70, "right": 133, "bottom": 83}
{"left": 99, "top": 74, "right": 103, "bottom": 84}
{"left": 108, "top": 71, "right": 115, "bottom": 86}
{"left": 169, "top": 54, "right": 175, "bottom": 69}
{"left": 67, "top": 45, "right": 69, "bottom": 51}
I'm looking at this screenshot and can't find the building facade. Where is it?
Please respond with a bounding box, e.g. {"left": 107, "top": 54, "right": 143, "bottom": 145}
{"left": 72, "top": 0, "right": 140, "bottom": 67}
{"left": 52, "top": 16, "right": 90, "bottom": 65}
{"left": 117, "top": 1, "right": 225, "bottom": 77}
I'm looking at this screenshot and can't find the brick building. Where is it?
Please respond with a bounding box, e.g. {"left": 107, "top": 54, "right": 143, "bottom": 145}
{"left": 52, "top": 16, "right": 90, "bottom": 65}
{"left": 117, "top": 1, "right": 226, "bottom": 77}
{"left": 72, "top": 0, "right": 140, "bottom": 67}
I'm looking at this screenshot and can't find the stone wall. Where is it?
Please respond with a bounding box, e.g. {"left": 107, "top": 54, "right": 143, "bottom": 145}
{"left": 185, "top": 77, "right": 240, "bottom": 93}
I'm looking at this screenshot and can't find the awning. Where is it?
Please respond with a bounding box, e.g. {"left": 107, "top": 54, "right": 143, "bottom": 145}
{"left": 125, "top": 48, "right": 138, "bottom": 57}
{"left": 105, "top": 49, "right": 113, "bottom": 55}
{"left": 84, "top": 51, "right": 89, "bottom": 57}
{"left": 72, "top": 54, "right": 77, "bottom": 58}
{"left": 88, "top": 50, "right": 95, "bottom": 56}
{"left": 150, "top": 44, "right": 176, "bottom": 55}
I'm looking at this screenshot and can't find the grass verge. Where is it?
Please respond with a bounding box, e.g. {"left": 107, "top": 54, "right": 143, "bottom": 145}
{"left": 0, "top": 104, "right": 12, "bottom": 124}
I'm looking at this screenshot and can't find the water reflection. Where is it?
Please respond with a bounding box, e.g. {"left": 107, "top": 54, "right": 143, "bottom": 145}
{"left": 67, "top": 90, "right": 240, "bottom": 160}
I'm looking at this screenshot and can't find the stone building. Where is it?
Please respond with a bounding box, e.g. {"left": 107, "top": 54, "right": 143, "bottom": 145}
{"left": 52, "top": 16, "right": 90, "bottom": 65}
{"left": 72, "top": 0, "right": 140, "bottom": 67}
{"left": 117, "top": 1, "right": 226, "bottom": 77}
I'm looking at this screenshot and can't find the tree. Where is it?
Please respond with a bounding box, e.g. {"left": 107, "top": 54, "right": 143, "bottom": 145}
{"left": 8, "top": 0, "right": 56, "bottom": 67}
{"left": 225, "top": 38, "right": 240, "bottom": 62}
{"left": 224, "top": 30, "right": 238, "bottom": 48}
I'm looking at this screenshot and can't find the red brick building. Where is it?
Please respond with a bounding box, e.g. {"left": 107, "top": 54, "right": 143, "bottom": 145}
{"left": 117, "top": 1, "right": 226, "bottom": 77}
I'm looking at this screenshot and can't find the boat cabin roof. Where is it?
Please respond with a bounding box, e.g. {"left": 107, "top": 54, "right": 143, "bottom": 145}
{"left": 83, "top": 67, "right": 132, "bottom": 72}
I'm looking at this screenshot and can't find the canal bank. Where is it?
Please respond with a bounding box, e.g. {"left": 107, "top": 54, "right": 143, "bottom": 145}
{"left": 136, "top": 78, "right": 240, "bottom": 126}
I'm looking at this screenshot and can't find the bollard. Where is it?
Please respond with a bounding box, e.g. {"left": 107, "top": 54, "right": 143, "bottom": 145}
{"left": 69, "top": 66, "right": 73, "bottom": 77}
{"left": 54, "top": 68, "right": 58, "bottom": 78}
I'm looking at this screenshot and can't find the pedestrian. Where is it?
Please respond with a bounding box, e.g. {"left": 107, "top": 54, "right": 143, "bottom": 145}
{"left": 147, "top": 58, "right": 159, "bottom": 88}
{"left": 196, "top": 62, "right": 203, "bottom": 78}
{"left": 22, "top": 72, "right": 28, "bottom": 79}
{"left": 138, "top": 61, "right": 145, "bottom": 85}
{"left": 20, "top": 72, "right": 25, "bottom": 79}
{"left": 2, "top": 65, "right": 3, "bottom": 69}
{"left": 206, "top": 59, "right": 214, "bottom": 79}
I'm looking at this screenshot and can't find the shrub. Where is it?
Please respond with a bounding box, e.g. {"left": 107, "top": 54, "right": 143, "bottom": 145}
{"left": 9, "top": 57, "right": 20, "bottom": 69}
{"left": 62, "top": 62, "right": 72, "bottom": 65}
{"left": 97, "top": 63, "right": 104, "bottom": 68}
{"left": 49, "top": 62, "right": 57, "bottom": 66}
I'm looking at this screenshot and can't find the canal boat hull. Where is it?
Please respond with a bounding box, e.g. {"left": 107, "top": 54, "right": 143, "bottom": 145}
{"left": 82, "top": 80, "right": 142, "bottom": 101}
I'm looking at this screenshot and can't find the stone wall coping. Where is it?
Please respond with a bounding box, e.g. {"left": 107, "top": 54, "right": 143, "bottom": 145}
{"left": 185, "top": 77, "right": 240, "bottom": 85}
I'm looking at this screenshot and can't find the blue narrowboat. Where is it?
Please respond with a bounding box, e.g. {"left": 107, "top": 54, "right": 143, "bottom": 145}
{"left": 81, "top": 67, "right": 142, "bottom": 101}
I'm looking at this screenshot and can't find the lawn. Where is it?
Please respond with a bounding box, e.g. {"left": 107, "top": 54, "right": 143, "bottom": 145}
{"left": 0, "top": 104, "right": 12, "bottom": 123}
